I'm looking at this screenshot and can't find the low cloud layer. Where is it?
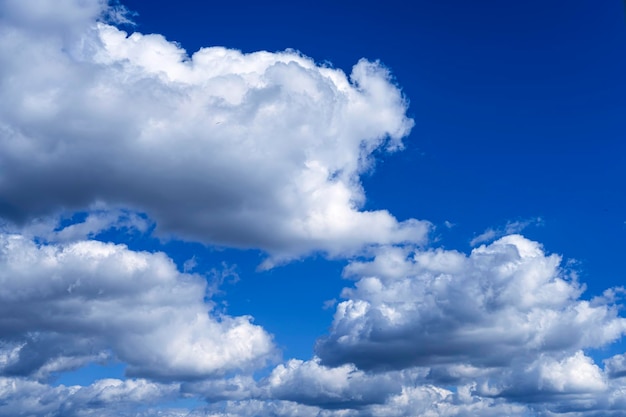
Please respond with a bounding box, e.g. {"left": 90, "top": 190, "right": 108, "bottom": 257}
{"left": 2, "top": 225, "right": 626, "bottom": 416}
{"left": 0, "top": 0, "right": 427, "bottom": 266}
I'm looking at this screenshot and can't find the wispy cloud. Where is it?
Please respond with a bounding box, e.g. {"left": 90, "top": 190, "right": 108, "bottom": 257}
{"left": 470, "top": 217, "right": 543, "bottom": 247}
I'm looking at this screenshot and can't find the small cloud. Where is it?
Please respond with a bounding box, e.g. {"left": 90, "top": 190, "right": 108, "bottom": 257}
{"left": 183, "top": 256, "right": 198, "bottom": 273}
{"left": 470, "top": 217, "right": 542, "bottom": 247}
{"left": 469, "top": 228, "right": 497, "bottom": 247}
{"left": 322, "top": 299, "right": 337, "bottom": 310}
{"left": 206, "top": 262, "right": 241, "bottom": 296}
{"left": 444, "top": 220, "right": 455, "bottom": 229}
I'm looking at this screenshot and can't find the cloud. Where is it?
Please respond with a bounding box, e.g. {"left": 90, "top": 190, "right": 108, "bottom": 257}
{"left": 195, "top": 384, "right": 533, "bottom": 417}
{"left": 316, "top": 235, "right": 626, "bottom": 408}
{"left": 262, "top": 357, "right": 406, "bottom": 408}
{"left": 470, "top": 217, "right": 542, "bottom": 246}
{"left": 180, "top": 358, "right": 421, "bottom": 409}
{"left": 0, "top": 377, "right": 179, "bottom": 417}
{"left": 0, "top": 0, "right": 428, "bottom": 265}
{"left": 604, "top": 353, "right": 626, "bottom": 379}
{"left": 1, "top": 230, "right": 626, "bottom": 416}
{"left": 5, "top": 208, "right": 152, "bottom": 244}
{"left": 299, "top": 234, "right": 626, "bottom": 415}
{"left": 366, "top": 385, "right": 531, "bottom": 417}
{"left": 0, "top": 231, "right": 275, "bottom": 381}
{"left": 176, "top": 233, "right": 626, "bottom": 416}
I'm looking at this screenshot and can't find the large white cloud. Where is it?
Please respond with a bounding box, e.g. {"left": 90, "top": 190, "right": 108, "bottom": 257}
{"left": 0, "top": 230, "right": 275, "bottom": 381}
{"left": 0, "top": 0, "right": 428, "bottom": 265}
{"left": 317, "top": 235, "right": 626, "bottom": 371}
{"left": 312, "top": 235, "right": 626, "bottom": 415}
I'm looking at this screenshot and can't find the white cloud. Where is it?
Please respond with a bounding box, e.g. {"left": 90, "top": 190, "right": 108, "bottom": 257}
{"left": 263, "top": 357, "right": 408, "bottom": 408}
{"left": 0, "top": 0, "right": 428, "bottom": 265}
{"left": 0, "top": 231, "right": 275, "bottom": 381}
{"left": 316, "top": 235, "right": 626, "bottom": 407}
{"left": 203, "top": 399, "right": 357, "bottom": 417}
{"left": 367, "top": 385, "right": 531, "bottom": 417}
{"left": 0, "top": 376, "right": 179, "bottom": 417}
{"left": 536, "top": 352, "right": 607, "bottom": 393}
{"left": 196, "top": 384, "right": 533, "bottom": 417}
{"left": 604, "top": 353, "right": 626, "bottom": 379}
{"left": 470, "top": 217, "right": 542, "bottom": 246}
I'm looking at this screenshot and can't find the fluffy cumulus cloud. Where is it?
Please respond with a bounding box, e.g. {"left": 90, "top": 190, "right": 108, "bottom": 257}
{"left": 0, "top": 230, "right": 275, "bottom": 381}
{"left": 314, "top": 235, "right": 626, "bottom": 415}
{"left": 1, "top": 231, "right": 625, "bottom": 415}
{"left": 0, "top": 0, "right": 428, "bottom": 266}
{"left": 318, "top": 235, "right": 626, "bottom": 370}
{"left": 262, "top": 357, "right": 407, "bottom": 408}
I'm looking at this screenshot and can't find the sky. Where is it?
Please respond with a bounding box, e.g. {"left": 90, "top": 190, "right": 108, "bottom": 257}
{"left": 0, "top": 0, "right": 625, "bottom": 416}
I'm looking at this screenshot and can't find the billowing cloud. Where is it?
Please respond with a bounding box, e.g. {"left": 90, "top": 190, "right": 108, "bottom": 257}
{"left": 0, "top": 0, "right": 428, "bottom": 265}
{"left": 317, "top": 235, "right": 626, "bottom": 372}
{"left": 0, "top": 230, "right": 275, "bottom": 381}
{"left": 2, "top": 225, "right": 626, "bottom": 414}
{"left": 605, "top": 353, "right": 626, "bottom": 379}
{"left": 313, "top": 234, "right": 626, "bottom": 416}
{"left": 263, "top": 357, "right": 407, "bottom": 408}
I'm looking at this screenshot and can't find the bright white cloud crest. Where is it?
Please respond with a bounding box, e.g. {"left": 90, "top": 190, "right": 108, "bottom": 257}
{"left": 0, "top": 0, "right": 427, "bottom": 265}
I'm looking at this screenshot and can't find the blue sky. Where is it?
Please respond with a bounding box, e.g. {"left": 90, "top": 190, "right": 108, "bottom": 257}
{"left": 0, "top": 1, "right": 625, "bottom": 416}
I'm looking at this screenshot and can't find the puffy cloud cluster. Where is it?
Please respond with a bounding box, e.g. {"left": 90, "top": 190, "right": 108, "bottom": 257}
{"left": 317, "top": 235, "right": 626, "bottom": 371}
{"left": 2, "top": 225, "right": 626, "bottom": 415}
{"left": 0, "top": 230, "right": 275, "bottom": 381}
{"left": 0, "top": 0, "right": 427, "bottom": 266}
{"left": 312, "top": 235, "right": 626, "bottom": 415}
